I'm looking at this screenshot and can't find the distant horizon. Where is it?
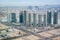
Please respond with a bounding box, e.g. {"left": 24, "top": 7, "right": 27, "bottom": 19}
{"left": 0, "top": 0, "right": 60, "bottom": 6}
{"left": 0, "top": 4, "right": 60, "bottom": 7}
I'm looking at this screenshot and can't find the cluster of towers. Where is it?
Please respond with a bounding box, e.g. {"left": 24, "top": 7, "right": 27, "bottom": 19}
{"left": 9, "top": 10, "right": 58, "bottom": 27}
{"left": 47, "top": 10, "right": 58, "bottom": 25}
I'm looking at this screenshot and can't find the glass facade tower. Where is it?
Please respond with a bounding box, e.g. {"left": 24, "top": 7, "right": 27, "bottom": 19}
{"left": 11, "top": 13, "right": 16, "bottom": 23}
{"left": 33, "top": 14, "right": 36, "bottom": 27}
{"left": 53, "top": 11, "right": 58, "bottom": 24}
{"left": 47, "top": 11, "right": 52, "bottom": 25}
{"left": 38, "top": 15, "right": 42, "bottom": 27}
{"left": 19, "top": 12, "right": 24, "bottom": 23}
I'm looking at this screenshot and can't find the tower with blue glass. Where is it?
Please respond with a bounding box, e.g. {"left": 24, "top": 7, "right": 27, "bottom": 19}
{"left": 11, "top": 13, "right": 16, "bottom": 23}
{"left": 53, "top": 11, "right": 58, "bottom": 24}
{"left": 47, "top": 11, "right": 52, "bottom": 25}
{"left": 19, "top": 12, "right": 24, "bottom": 23}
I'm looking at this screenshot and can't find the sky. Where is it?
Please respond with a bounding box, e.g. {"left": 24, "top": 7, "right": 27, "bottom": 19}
{"left": 0, "top": 0, "right": 60, "bottom": 6}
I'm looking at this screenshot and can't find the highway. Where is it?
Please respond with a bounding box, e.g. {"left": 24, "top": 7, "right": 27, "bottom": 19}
{"left": 1, "top": 22, "right": 60, "bottom": 40}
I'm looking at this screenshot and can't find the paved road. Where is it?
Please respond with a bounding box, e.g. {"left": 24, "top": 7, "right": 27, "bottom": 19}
{"left": 1, "top": 22, "right": 60, "bottom": 40}
{"left": 10, "top": 25, "right": 53, "bottom": 40}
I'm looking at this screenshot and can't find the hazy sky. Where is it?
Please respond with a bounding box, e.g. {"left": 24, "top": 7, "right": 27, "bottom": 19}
{"left": 0, "top": 0, "right": 60, "bottom": 6}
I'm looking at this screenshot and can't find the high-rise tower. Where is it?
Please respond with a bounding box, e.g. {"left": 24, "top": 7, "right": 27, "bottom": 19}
{"left": 53, "top": 11, "right": 58, "bottom": 24}
{"left": 47, "top": 11, "right": 52, "bottom": 25}
{"left": 24, "top": 10, "right": 27, "bottom": 26}
{"left": 19, "top": 11, "right": 24, "bottom": 23}
{"left": 33, "top": 14, "right": 37, "bottom": 27}
{"left": 28, "top": 13, "right": 31, "bottom": 27}
{"left": 38, "top": 15, "right": 42, "bottom": 27}
{"left": 44, "top": 14, "right": 47, "bottom": 26}
{"left": 11, "top": 13, "right": 16, "bottom": 23}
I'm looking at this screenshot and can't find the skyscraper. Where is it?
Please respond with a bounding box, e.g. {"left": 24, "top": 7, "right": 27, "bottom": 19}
{"left": 7, "top": 13, "right": 11, "bottom": 23}
{"left": 19, "top": 12, "right": 24, "bottom": 23}
{"left": 28, "top": 13, "right": 31, "bottom": 27}
{"left": 47, "top": 11, "right": 52, "bottom": 25}
{"left": 11, "top": 13, "right": 16, "bottom": 23}
{"left": 24, "top": 10, "right": 27, "bottom": 26}
{"left": 33, "top": 14, "right": 36, "bottom": 27}
{"left": 38, "top": 15, "right": 42, "bottom": 27}
{"left": 44, "top": 14, "right": 47, "bottom": 26}
{"left": 53, "top": 11, "right": 58, "bottom": 24}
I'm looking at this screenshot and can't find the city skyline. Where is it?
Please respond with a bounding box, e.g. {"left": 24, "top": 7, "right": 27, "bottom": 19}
{"left": 0, "top": 0, "right": 60, "bottom": 6}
